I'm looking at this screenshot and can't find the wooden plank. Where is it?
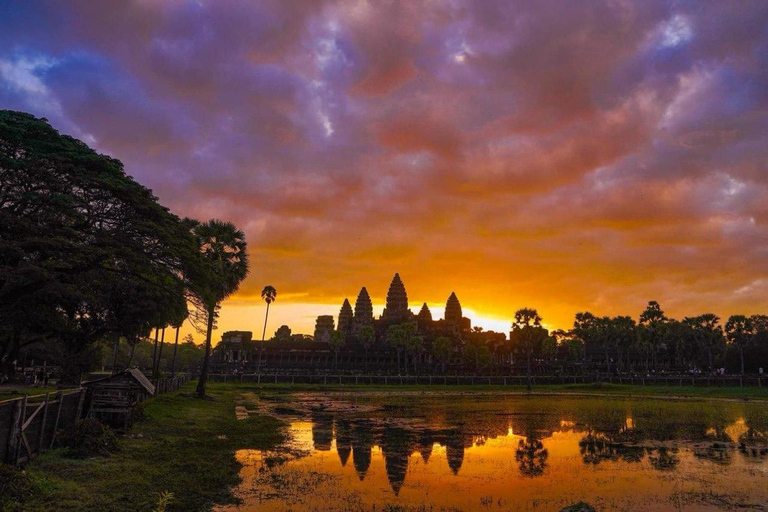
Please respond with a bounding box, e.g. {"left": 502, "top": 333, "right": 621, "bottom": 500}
{"left": 75, "top": 389, "right": 86, "bottom": 421}
{"left": 50, "top": 391, "right": 64, "bottom": 449}
{"left": 38, "top": 393, "right": 50, "bottom": 453}
{"left": 22, "top": 401, "right": 46, "bottom": 431}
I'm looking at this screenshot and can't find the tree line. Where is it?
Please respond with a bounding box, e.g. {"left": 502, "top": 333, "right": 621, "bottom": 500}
{"left": 300, "top": 301, "right": 766, "bottom": 377}
{"left": 0, "top": 111, "right": 249, "bottom": 396}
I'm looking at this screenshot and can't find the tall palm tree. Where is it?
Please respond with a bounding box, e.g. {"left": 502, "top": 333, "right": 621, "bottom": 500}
{"left": 190, "top": 219, "right": 249, "bottom": 398}
{"left": 258, "top": 285, "right": 277, "bottom": 368}
{"left": 261, "top": 285, "right": 277, "bottom": 342}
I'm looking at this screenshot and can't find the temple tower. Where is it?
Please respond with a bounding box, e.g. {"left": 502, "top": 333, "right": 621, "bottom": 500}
{"left": 314, "top": 315, "right": 335, "bottom": 343}
{"left": 445, "top": 292, "right": 462, "bottom": 326}
{"left": 417, "top": 302, "right": 433, "bottom": 331}
{"left": 417, "top": 302, "right": 432, "bottom": 323}
{"left": 382, "top": 273, "right": 409, "bottom": 322}
{"left": 338, "top": 298, "right": 354, "bottom": 334}
{"left": 354, "top": 287, "right": 373, "bottom": 326}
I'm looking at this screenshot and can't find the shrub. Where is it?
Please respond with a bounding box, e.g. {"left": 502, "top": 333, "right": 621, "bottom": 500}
{"left": 0, "top": 465, "right": 36, "bottom": 512}
{"left": 55, "top": 418, "right": 120, "bottom": 458}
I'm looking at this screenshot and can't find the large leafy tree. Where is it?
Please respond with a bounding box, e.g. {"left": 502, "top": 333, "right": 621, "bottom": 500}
{"left": 431, "top": 336, "right": 453, "bottom": 372}
{"left": 189, "top": 219, "right": 249, "bottom": 397}
{"left": 510, "top": 308, "right": 547, "bottom": 390}
{"left": 638, "top": 301, "right": 668, "bottom": 370}
{"left": 725, "top": 315, "right": 754, "bottom": 375}
{"left": 682, "top": 314, "right": 723, "bottom": 371}
{"left": 0, "top": 110, "right": 197, "bottom": 382}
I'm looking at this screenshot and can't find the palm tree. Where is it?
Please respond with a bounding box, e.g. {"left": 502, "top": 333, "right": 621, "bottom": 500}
{"left": 190, "top": 219, "right": 249, "bottom": 398}
{"left": 258, "top": 285, "right": 277, "bottom": 368}
{"left": 725, "top": 315, "right": 754, "bottom": 375}
{"left": 261, "top": 286, "right": 277, "bottom": 342}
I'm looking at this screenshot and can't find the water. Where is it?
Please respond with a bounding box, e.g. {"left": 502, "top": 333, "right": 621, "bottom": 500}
{"left": 220, "top": 392, "right": 768, "bottom": 511}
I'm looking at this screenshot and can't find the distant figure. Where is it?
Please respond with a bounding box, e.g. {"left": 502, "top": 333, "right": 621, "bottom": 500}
{"left": 760, "top": 367, "right": 764, "bottom": 375}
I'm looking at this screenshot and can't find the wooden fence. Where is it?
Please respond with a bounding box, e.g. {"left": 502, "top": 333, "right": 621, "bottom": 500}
{"left": 209, "top": 372, "right": 765, "bottom": 388}
{"left": 1, "top": 374, "right": 189, "bottom": 465}
{"left": 0, "top": 388, "right": 85, "bottom": 465}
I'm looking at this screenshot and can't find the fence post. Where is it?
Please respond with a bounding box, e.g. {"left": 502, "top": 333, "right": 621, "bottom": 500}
{"left": 75, "top": 389, "right": 86, "bottom": 420}
{"left": 7, "top": 397, "right": 24, "bottom": 464}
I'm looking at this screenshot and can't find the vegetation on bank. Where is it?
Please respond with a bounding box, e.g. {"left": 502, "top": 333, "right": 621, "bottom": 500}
{"left": 1, "top": 383, "right": 285, "bottom": 512}
{"left": 3, "top": 380, "right": 766, "bottom": 511}
{"left": 0, "top": 110, "right": 249, "bottom": 391}
{"left": 237, "top": 381, "right": 768, "bottom": 400}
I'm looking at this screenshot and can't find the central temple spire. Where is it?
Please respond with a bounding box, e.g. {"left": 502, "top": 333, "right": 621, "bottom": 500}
{"left": 382, "top": 273, "right": 409, "bottom": 322}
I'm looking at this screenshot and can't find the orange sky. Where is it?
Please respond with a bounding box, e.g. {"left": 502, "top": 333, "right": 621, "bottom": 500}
{"left": 3, "top": 1, "right": 768, "bottom": 342}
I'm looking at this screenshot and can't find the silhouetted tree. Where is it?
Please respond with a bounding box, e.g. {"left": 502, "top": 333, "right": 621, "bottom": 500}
{"left": 190, "top": 220, "right": 249, "bottom": 398}
{"left": 329, "top": 330, "right": 345, "bottom": 368}
{"left": 510, "top": 308, "right": 547, "bottom": 390}
{"left": 432, "top": 336, "right": 452, "bottom": 372}
{"left": 725, "top": 315, "right": 754, "bottom": 374}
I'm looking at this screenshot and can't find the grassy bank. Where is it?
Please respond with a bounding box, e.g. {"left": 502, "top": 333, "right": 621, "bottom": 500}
{"left": 4, "top": 381, "right": 766, "bottom": 511}
{"left": 235, "top": 381, "right": 768, "bottom": 400}
{"left": 4, "top": 382, "right": 285, "bottom": 512}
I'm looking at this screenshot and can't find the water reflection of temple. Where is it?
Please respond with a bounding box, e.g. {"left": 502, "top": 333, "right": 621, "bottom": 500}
{"left": 291, "top": 398, "right": 768, "bottom": 495}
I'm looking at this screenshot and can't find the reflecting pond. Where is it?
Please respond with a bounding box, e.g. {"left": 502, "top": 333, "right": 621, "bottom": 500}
{"left": 220, "top": 392, "right": 768, "bottom": 511}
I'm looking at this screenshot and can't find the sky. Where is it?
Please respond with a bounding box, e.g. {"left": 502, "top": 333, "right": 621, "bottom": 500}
{"left": 2, "top": 1, "right": 768, "bottom": 341}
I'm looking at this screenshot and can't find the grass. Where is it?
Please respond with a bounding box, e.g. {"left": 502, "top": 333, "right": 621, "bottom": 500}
{"left": 3, "top": 382, "right": 285, "bottom": 512}
{"left": 0, "top": 386, "right": 62, "bottom": 401}
{"left": 229, "top": 381, "right": 768, "bottom": 401}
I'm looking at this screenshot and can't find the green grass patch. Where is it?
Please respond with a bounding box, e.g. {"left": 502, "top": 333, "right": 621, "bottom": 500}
{"left": 7, "top": 382, "right": 285, "bottom": 512}
{"left": 242, "top": 381, "right": 768, "bottom": 400}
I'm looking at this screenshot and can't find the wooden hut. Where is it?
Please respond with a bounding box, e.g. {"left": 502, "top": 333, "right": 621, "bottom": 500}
{"left": 82, "top": 368, "right": 155, "bottom": 430}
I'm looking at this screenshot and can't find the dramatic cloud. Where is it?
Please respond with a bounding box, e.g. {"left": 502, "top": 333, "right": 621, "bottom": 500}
{"left": 2, "top": 0, "right": 767, "bottom": 336}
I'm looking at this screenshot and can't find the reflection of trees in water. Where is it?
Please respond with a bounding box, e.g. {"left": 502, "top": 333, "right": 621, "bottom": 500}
{"left": 693, "top": 445, "right": 732, "bottom": 465}
{"left": 296, "top": 397, "right": 766, "bottom": 493}
{"left": 648, "top": 447, "right": 679, "bottom": 471}
{"left": 579, "top": 433, "right": 643, "bottom": 465}
{"left": 311, "top": 411, "right": 333, "bottom": 451}
{"left": 515, "top": 436, "right": 548, "bottom": 477}
{"left": 739, "top": 428, "right": 768, "bottom": 460}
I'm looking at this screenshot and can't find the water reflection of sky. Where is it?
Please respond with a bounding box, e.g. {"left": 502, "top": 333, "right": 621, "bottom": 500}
{"left": 221, "top": 394, "right": 768, "bottom": 511}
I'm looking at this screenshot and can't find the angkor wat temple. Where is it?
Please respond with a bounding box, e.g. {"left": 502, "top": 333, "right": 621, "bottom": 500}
{"left": 312, "top": 272, "right": 472, "bottom": 345}
{"left": 212, "top": 273, "right": 508, "bottom": 373}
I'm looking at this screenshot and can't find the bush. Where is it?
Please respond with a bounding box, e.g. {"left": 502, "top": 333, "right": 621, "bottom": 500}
{"left": 55, "top": 418, "right": 120, "bottom": 458}
{"left": 0, "top": 465, "right": 36, "bottom": 512}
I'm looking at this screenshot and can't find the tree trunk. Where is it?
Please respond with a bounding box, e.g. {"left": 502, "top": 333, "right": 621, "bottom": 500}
{"left": 151, "top": 328, "right": 159, "bottom": 375}
{"left": 196, "top": 307, "right": 215, "bottom": 398}
{"left": 740, "top": 346, "right": 745, "bottom": 375}
{"left": 262, "top": 302, "right": 270, "bottom": 342}
{"left": 708, "top": 347, "right": 713, "bottom": 372}
{"left": 155, "top": 327, "right": 166, "bottom": 377}
{"left": 111, "top": 335, "right": 120, "bottom": 375}
{"left": 171, "top": 326, "right": 180, "bottom": 378}
{"left": 127, "top": 338, "right": 137, "bottom": 367}
{"left": 526, "top": 351, "right": 532, "bottom": 391}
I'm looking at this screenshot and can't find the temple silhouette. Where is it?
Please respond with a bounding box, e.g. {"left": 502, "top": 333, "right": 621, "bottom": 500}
{"left": 212, "top": 273, "right": 500, "bottom": 371}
